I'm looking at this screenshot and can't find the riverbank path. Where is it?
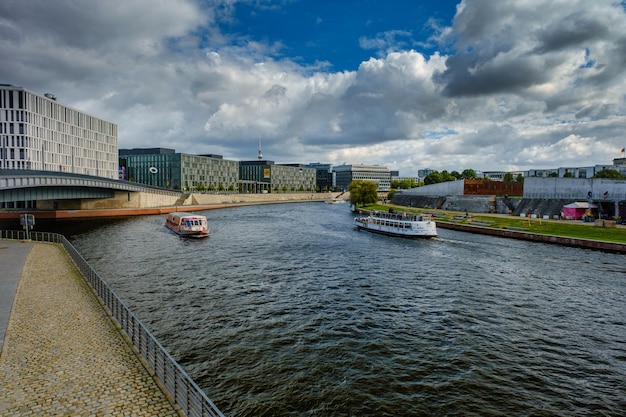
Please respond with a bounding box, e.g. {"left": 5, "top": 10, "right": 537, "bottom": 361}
{"left": 0, "top": 240, "right": 181, "bottom": 416}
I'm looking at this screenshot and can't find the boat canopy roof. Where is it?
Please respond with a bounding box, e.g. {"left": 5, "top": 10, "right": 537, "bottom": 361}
{"left": 170, "top": 212, "right": 204, "bottom": 217}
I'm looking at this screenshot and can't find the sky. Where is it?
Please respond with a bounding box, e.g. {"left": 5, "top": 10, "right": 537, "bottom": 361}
{"left": 1, "top": 0, "right": 626, "bottom": 177}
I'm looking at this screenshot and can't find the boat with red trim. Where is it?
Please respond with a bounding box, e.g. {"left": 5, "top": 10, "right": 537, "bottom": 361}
{"left": 165, "top": 212, "right": 209, "bottom": 238}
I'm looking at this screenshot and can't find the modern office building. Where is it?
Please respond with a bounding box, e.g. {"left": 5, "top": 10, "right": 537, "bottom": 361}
{"left": 120, "top": 148, "right": 315, "bottom": 193}
{"left": 334, "top": 163, "right": 392, "bottom": 191}
{"left": 417, "top": 168, "right": 436, "bottom": 179}
{"left": 119, "top": 148, "right": 239, "bottom": 191}
{"left": 305, "top": 162, "right": 334, "bottom": 191}
{"left": 0, "top": 84, "right": 118, "bottom": 179}
{"left": 239, "top": 160, "right": 316, "bottom": 193}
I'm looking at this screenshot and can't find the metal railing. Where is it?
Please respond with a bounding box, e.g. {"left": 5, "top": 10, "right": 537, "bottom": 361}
{"left": 1, "top": 230, "right": 225, "bottom": 417}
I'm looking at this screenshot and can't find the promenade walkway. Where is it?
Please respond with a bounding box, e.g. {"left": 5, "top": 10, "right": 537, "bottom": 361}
{"left": 0, "top": 241, "right": 180, "bottom": 416}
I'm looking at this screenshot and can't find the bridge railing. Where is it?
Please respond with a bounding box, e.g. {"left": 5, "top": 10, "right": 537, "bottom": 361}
{"left": 1, "top": 230, "right": 225, "bottom": 417}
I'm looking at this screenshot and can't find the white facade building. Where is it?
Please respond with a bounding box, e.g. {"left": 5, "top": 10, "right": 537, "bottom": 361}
{"left": 0, "top": 84, "right": 118, "bottom": 179}
{"left": 334, "top": 163, "right": 392, "bottom": 191}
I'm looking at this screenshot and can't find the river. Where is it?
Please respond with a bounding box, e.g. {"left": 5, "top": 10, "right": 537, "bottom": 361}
{"left": 27, "top": 202, "right": 626, "bottom": 416}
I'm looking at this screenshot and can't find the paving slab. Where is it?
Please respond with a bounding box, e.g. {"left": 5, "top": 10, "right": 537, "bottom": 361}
{"left": 0, "top": 240, "right": 33, "bottom": 353}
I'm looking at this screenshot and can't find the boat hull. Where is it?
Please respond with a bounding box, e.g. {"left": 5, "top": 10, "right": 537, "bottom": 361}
{"left": 354, "top": 222, "right": 437, "bottom": 238}
{"left": 165, "top": 223, "right": 209, "bottom": 238}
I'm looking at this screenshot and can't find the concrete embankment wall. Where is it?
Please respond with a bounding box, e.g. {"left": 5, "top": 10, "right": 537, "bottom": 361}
{"left": 392, "top": 194, "right": 500, "bottom": 213}
{"left": 511, "top": 198, "right": 574, "bottom": 217}
{"left": 34, "top": 191, "right": 334, "bottom": 211}
{"left": 436, "top": 221, "right": 626, "bottom": 253}
{"left": 392, "top": 194, "right": 588, "bottom": 217}
{"left": 0, "top": 192, "right": 342, "bottom": 220}
{"left": 190, "top": 192, "right": 330, "bottom": 205}
{"left": 36, "top": 191, "right": 183, "bottom": 210}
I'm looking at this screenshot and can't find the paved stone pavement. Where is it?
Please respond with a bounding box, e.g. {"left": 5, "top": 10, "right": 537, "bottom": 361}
{"left": 0, "top": 240, "right": 32, "bottom": 354}
{"left": 0, "top": 242, "right": 181, "bottom": 416}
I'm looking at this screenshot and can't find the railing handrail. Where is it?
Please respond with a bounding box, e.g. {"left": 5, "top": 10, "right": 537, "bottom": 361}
{"left": 1, "top": 230, "right": 225, "bottom": 417}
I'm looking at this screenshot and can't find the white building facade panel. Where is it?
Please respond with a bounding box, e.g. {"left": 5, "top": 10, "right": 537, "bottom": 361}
{"left": 0, "top": 84, "right": 118, "bottom": 179}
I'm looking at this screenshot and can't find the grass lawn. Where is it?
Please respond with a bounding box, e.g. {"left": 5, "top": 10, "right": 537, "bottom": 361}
{"left": 360, "top": 204, "right": 626, "bottom": 244}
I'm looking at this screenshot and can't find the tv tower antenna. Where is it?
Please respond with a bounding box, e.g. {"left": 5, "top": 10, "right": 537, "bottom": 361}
{"left": 257, "top": 138, "right": 263, "bottom": 160}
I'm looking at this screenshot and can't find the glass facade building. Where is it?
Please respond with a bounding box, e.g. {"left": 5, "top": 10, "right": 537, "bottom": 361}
{"left": 305, "top": 163, "right": 334, "bottom": 191}
{"left": 239, "top": 161, "right": 316, "bottom": 193}
{"left": 120, "top": 148, "right": 239, "bottom": 192}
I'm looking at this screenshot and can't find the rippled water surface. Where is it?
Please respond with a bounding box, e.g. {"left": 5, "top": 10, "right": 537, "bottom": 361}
{"left": 59, "top": 203, "right": 624, "bottom": 416}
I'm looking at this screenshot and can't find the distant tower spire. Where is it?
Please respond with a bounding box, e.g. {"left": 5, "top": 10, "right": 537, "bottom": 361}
{"left": 258, "top": 138, "right": 263, "bottom": 160}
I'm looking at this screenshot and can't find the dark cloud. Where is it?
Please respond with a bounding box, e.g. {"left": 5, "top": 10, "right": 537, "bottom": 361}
{"left": 435, "top": 50, "right": 552, "bottom": 96}
{"left": 435, "top": 0, "right": 625, "bottom": 98}
{"left": 533, "top": 13, "right": 609, "bottom": 54}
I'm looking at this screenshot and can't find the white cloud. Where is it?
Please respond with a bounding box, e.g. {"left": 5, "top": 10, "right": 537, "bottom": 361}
{"left": 1, "top": 0, "right": 625, "bottom": 176}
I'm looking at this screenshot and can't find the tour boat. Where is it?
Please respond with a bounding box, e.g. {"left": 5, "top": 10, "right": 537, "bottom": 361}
{"left": 165, "top": 212, "right": 210, "bottom": 238}
{"left": 325, "top": 197, "right": 346, "bottom": 204}
{"left": 354, "top": 210, "right": 437, "bottom": 238}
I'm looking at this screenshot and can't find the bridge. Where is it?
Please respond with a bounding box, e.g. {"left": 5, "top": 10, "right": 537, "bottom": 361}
{"left": 0, "top": 169, "right": 182, "bottom": 210}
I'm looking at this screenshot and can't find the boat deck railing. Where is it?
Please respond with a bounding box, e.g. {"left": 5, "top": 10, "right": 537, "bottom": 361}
{"left": 1, "top": 230, "right": 225, "bottom": 417}
{"left": 371, "top": 210, "right": 430, "bottom": 222}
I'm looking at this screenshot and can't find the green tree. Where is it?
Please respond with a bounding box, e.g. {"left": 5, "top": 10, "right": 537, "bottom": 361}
{"left": 450, "top": 171, "right": 462, "bottom": 180}
{"left": 593, "top": 168, "right": 625, "bottom": 179}
{"left": 403, "top": 178, "right": 418, "bottom": 188}
{"left": 387, "top": 188, "right": 397, "bottom": 200}
{"left": 563, "top": 171, "right": 573, "bottom": 178}
{"left": 503, "top": 172, "right": 514, "bottom": 182}
{"left": 391, "top": 178, "right": 418, "bottom": 189}
{"left": 348, "top": 180, "right": 378, "bottom": 206}
{"left": 440, "top": 170, "right": 457, "bottom": 182}
{"left": 424, "top": 171, "right": 443, "bottom": 185}
{"left": 549, "top": 172, "right": 559, "bottom": 177}
{"left": 515, "top": 173, "right": 524, "bottom": 182}
{"left": 196, "top": 183, "right": 206, "bottom": 192}
{"left": 461, "top": 169, "right": 478, "bottom": 179}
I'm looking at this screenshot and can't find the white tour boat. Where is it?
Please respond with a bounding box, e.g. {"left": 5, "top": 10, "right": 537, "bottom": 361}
{"left": 354, "top": 210, "right": 437, "bottom": 238}
{"left": 325, "top": 197, "right": 346, "bottom": 204}
{"left": 165, "top": 212, "right": 210, "bottom": 238}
